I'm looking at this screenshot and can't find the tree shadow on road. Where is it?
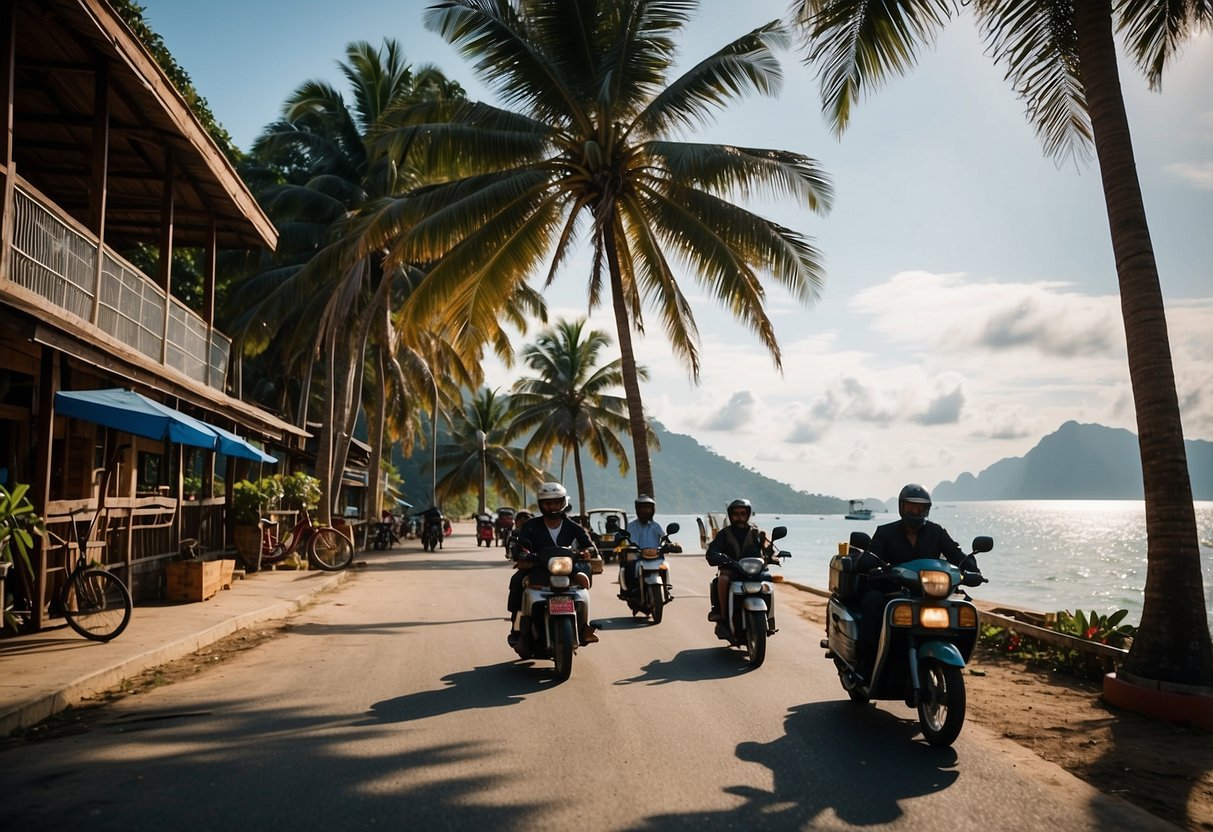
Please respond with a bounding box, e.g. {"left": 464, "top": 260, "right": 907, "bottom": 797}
{"left": 360, "top": 662, "right": 555, "bottom": 725}
{"left": 627, "top": 701, "right": 959, "bottom": 830}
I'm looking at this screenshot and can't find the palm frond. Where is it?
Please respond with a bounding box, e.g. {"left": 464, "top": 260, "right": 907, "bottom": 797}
{"left": 1117, "top": 0, "right": 1213, "bottom": 90}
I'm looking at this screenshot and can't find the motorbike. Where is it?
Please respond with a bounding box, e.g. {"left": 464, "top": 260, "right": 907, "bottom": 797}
{"left": 712, "top": 526, "right": 790, "bottom": 668}
{"left": 615, "top": 522, "right": 680, "bottom": 624}
{"left": 373, "top": 520, "right": 393, "bottom": 551}
{"left": 475, "top": 514, "right": 495, "bottom": 547}
{"left": 421, "top": 518, "right": 444, "bottom": 552}
{"left": 509, "top": 541, "right": 593, "bottom": 681}
{"left": 822, "top": 530, "right": 992, "bottom": 747}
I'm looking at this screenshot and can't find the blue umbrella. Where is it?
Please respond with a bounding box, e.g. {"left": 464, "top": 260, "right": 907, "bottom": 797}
{"left": 55, "top": 388, "right": 219, "bottom": 449}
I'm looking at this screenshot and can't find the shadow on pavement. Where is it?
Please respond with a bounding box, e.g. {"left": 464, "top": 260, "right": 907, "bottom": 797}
{"left": 286, "top": 617, "right": 503, "bottom": 637}
{"left": 628, "top": 701, "right": 958, "bottom": 830}
{"left": 361, "top": 661, "right": 555, "bottom": 725}
{"left": 614, "top": 647, "right": 754, "bottom": 685}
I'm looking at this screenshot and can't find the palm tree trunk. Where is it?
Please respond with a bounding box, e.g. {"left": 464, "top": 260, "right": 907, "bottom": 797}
{"left": 603, "top": 224, "right": 655, "bottom": 498}
{"left": 1074, "top": 0, "right": 1213, "bottom": 686}
{"left": 572, "top": 441, "right": 587, "bottom": 521}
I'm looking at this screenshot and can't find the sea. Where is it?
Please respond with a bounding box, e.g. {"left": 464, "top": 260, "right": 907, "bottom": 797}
{"left": 657, "top": 501, "right": 1213, "bottom": 628}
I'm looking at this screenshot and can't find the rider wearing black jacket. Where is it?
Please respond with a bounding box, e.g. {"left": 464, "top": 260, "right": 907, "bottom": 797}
{"left": 705, "top": 498, "right": 771, "bottom": 639}
{"left": 508, "top": 482, "right": 597, "bottom": 649}
{"left": 856, "top": 484, "right": 978, "bottom": 679}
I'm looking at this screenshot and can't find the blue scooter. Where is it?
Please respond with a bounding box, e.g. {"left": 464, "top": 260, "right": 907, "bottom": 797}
{"left": 822, "top": 530, "right": 992, "bottom": 747}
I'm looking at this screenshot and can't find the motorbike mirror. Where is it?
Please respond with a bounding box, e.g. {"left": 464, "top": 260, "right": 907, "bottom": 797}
{"left": 770, "top": 526, "right": 788, "bottom": 541}
{"left": 849, "top": 531, "right": 872, "bottom": 551}
{"left": 971, "top": 535, "right": 994, "bottom": 554}
{"left": 665, "top": 522, "right": 680, "bottom": 535}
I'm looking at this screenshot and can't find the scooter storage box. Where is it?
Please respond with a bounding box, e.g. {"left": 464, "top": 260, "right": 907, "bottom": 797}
{"left": 829, "top": 554, "right": 863, "bottom": 600}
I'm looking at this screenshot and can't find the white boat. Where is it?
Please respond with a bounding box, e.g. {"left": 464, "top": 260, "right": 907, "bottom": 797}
{"left": 844, "top": 500, "right": 873, "bottom": 521}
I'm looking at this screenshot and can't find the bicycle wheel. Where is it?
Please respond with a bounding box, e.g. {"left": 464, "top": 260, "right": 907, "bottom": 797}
{"left": 63, "top": 568, "right": 132, "bottom": 641}
{"left": 308, "top": 528, "right": 354, "bottom": 571}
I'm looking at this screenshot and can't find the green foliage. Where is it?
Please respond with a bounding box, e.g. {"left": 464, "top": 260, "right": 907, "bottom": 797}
{"left": 231, "top": 478, "right": 283, "bottom": 524}
{"left": 0, "top": 483, "right": 45, "bottom": 574}
{"left": 183, "top": 476, "right": 203, "bottom": 499}
{"left": 977, "top": 607, "right": 1138, "bottom": 682}
{"left": 276, "top": 472, "right": 321, "bottom": 511}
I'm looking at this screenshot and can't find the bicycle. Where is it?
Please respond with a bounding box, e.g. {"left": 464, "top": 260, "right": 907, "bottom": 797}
{"left": 3, "top": 505, "right": 133, "bottom": 641}
{"left": 242, "top": 507, "right": 353, "bottom": 573}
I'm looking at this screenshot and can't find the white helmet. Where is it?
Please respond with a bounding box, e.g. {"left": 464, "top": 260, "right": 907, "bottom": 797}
{"left": 536, "top": 482, "right": 568, "bottom": 517}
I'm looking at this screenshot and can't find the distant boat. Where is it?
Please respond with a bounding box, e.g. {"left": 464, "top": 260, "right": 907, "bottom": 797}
{"left": 845, "top": 500, "right": 873, "bottom": 521}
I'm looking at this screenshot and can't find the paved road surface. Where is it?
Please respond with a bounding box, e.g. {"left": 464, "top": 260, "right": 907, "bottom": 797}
{"left": 0, "top": 530, "right": 1173, "bottom": 831}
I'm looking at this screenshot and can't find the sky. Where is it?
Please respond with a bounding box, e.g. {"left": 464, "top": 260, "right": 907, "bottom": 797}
{"left": 141, "top": 0, "right": 1213, "bottom": 503}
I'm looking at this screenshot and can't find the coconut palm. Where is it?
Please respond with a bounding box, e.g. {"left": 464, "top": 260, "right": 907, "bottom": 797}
{"left": 436, "top": 388, "right": 545, "bottom": 512}
{"left": 511, "top": 318, "right": 654, "bottom": 519}
{"left": 376, "top": 0, "right": 833, "bottom": 500}
{"left": 225, "top": 40, "right": 470, "bottom": 519}
{"left": 792, "top": 0, "right": 1212, "bottom": 687}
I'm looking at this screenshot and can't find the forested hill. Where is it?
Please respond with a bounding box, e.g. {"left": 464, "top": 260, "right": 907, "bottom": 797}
{"left": 932, "top": 421, "right": 1213, "bottom": 500}
{"left": 575, "top": 422, "right": 848, "bottom": 514}
{"left": 393, "top": 420, "right": 848, "bottom": 515}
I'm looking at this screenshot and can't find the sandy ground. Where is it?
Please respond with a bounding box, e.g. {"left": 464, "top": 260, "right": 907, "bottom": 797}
{"left": 788, "top": 591, "right": 1213, "bottom": 831}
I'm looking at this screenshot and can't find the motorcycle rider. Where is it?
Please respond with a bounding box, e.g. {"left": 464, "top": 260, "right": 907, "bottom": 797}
{"left": 705, "top": 498, "right": 772, "bottom": 640}
{"left": 855, "top": 483, "right": 981, "bottom": 680}
{"left": 508, "top": 481, "right": 599, "bottom": 649}
{"left": 619, "top": 495, "right": 669, "bottom": 599}
{"left": 421, "top": 505, "right": 444, "bottom": 548}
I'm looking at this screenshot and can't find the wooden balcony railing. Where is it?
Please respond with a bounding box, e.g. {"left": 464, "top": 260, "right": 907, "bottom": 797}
{"left": 3, "top": 179, "right": 231, "bottom": 391}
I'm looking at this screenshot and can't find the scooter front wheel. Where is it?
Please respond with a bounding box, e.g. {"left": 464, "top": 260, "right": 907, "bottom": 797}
{"left": 744, "top": 609, "right": 767, "bottom": 667}
{"left": 917, "top": 659, "right": 966, "bottom": 747}
{"left": 552, "top": 616, "right": 575, "bottom": 682}
{"left": 648, "top": 584, "right": 664, "bottom": 625}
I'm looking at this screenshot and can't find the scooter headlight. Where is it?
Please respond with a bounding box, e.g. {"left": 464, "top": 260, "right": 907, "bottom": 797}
{"left": 548, "top": 556, "right": 574, "bottom": 575}
{"left": 919, "top": 570, "right": 952, "bottom": 599}
{"left": 738, "top": 557, "right": 764, "bottom": 576}
{"left": 919, "top": 606, "right": 951, "bottom": 628}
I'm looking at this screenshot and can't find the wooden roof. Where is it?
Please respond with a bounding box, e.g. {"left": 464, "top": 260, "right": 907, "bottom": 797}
{"left": 8, "top": 0, "right": 276, "bottom": 250}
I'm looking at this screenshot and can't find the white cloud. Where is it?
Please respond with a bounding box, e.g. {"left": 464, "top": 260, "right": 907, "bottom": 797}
{"left": 701, "top": 390, "right": 757, "bottom": 431}
{"left": 1165, "top": 161, "right": 1213, "bottom": 190}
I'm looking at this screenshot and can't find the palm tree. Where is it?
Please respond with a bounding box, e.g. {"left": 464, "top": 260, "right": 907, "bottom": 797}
{"left": 435, "top": 388, "right": 545, "bottom": 511}
{"left": 377, "top": 0, "right": 833, "bottom": 500}
{"left": 511, "top": 318, "right": 654, "bottom": 518}
{"left": 792, "top": 0, "right": 1212, "bottom": 687}
{"left": 225, "top": 40, "right": 467, "bottom": 520}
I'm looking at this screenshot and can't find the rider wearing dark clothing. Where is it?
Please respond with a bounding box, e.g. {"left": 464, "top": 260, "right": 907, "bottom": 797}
{"left": 508, "top": 482, "right": 597, "bottom": 648}
{"left": 705, "top": 498, "right": 770, "bottom": 639}
{"left": 856, "top": 484, "right": 977, "bottom": 680}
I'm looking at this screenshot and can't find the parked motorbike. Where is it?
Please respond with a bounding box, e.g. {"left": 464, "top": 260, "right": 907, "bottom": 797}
{"left": 509, "top": 541, "right": 593, "bottom": 681}
{"left": 822, "top": 530, "right": 992, "bottom": 747}
{"left": 712, "top": 526, "right": 790, "bottom": 667}
{"left": 615, "top": 522, "right": 680, "bottom": 624}
{"left": 373, "top": 520, "right": 393, "bottom": 551}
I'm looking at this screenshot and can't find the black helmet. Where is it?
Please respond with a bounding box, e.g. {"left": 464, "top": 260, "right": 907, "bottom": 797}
{"left": 727, "top": 498, "right": 752, "bottom": 523}
{"left": 898, "top": 483, "right": 932, "bottom": 528}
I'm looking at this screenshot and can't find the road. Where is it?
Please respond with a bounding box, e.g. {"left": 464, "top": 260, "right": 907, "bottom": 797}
{"left": 0, "top": 528, "right": 1174, "bottom": 831}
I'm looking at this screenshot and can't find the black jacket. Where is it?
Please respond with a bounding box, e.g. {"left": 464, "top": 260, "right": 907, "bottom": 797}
{"left": 705, "top": 524, "right": 766, "bottom": 566}
{"left": 514, "top": 515, "right": 593, "bottom": 555}
{"left": 867, "top": 520, "right": 966, "bottom": 568}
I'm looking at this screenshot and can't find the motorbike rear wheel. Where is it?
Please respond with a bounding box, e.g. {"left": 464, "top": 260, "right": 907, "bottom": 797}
{"left": 917, "top": 659, "right": 966, "bottom": 747}
{"left": 744, "top": 609, "right": 767, "bottom": 667}
{"left": 552, "top": 616, "right": 575, "bottom": 682}
{"left": 648, "top": 584, "right": 664, "bottom": 625}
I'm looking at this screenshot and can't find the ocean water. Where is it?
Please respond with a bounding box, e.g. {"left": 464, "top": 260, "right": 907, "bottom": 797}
{"left": 657, "top": 501, "right": 1213, "bottom": 628}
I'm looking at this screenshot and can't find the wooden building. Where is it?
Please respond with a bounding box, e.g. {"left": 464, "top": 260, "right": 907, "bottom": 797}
{"left": 0, "top": 0, "right": 308, "bottom": 627}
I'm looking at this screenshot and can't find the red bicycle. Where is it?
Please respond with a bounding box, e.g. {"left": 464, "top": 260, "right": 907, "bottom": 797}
{"left": 244, "top": 507, "right": 354, "bottom": 573}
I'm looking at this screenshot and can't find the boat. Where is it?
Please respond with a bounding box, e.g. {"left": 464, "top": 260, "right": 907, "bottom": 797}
{"left": 844, "top": 500, "right": 873, "bottom": 521}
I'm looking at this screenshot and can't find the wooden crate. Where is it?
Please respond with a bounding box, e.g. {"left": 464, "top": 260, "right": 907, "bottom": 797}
{"left": 165, "top": 560, "right": 224, "bottom": 602}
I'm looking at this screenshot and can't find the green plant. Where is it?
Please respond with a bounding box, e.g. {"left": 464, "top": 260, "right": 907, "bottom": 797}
{"left": 1052, "top": 608, "right": 1137, "bottom": 650}
{"left": 277, "top": 472, "right": 320, "bottom": 511}
{"left": 231, "top": 479, "right": 273, "bottom": 525}
{"left": 1, "top": 483, "right": 45, "bottom": 574}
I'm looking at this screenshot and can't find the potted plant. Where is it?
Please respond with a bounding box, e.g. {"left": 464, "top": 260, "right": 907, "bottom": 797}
{"left": 278, "top": 472, "right": 320, "bottom": 512}
{"left": 231, "top": 478, "right": 280, "bottom": 573}
{"left": 1, "top": 483, "right": 46, "bottom": 631}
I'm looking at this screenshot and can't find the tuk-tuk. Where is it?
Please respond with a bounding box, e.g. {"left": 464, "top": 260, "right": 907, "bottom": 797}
{"left": 585, "top": 508, "right": 628, "bottom": 563}
{"left": 475, "top": 513, "right": 495, "bottom": 547}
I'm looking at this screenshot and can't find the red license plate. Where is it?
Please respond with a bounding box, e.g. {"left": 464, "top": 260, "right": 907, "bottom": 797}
{"left": 549, "top": 596, "right": 575, "bottom": 615}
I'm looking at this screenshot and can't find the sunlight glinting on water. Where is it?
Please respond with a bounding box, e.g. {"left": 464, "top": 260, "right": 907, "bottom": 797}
{"left": 661, "top": 501, "right": 1213, "bottom": 629}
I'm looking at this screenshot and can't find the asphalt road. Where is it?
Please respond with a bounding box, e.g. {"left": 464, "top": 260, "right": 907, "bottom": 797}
{"left": 0, "top": 531, "right": 1175, "bottom": 831}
